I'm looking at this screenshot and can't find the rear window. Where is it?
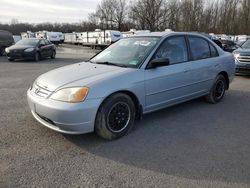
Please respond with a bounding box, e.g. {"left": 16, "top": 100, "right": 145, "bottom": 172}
{"left": 188, "top": 36, "right": 211, "bottom": 60}
{"left": 209, "top": 43, "right": 219, "bottom": 57}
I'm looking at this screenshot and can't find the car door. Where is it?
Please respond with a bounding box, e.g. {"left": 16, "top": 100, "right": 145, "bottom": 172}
{"left": 39, "top": 39, "right": 48, "bottom": 58}
{"left": 187, "top": 36, "right": 219, "bottom": 93}
{"left": 144, "top": 36, "right": 196, "bottom": 112}
{"left": 44, "top": 39, "right": 53, "bottom": 57}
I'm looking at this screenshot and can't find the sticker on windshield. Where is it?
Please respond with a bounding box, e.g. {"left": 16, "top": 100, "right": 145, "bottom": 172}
{"left": 129, "top": 60, "right": 138, "bottom": 65}
{"left": 134, "top": 41, "right": 151, "bottom": 46}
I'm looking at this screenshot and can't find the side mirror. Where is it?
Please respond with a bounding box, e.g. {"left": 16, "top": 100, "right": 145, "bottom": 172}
{"left": 39, "top": 44, "right": 45, "bottom": 48}
{"left": 147, "top": 58, "right": 170, "bottom": 69}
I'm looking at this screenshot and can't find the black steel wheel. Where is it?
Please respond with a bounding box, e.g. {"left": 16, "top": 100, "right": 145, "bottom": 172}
{"left": 107, "top": 102, "right": 131, "bottom": 133}
{"left": 205, "top": 75, "right": 226, "bottom": 104}
{"left": 95, "top": 93, "right": 136, "bottom": 140}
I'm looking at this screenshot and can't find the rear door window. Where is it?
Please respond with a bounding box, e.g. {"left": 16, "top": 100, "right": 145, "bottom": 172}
{"left": 188, "top": 36, "right": 211, "bottom": 60}
{"left": 209, "top": 43, "right": 219, "bottom": 57}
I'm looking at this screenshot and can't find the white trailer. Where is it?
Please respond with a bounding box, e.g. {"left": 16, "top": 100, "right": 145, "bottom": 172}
{"left": 234, "top": 35, "right": 250, "bottom": 45}
{"left": 122, "top": 29, "right": 150, "bottom": 38}
{"left": 21, "top": 31, "right": 35, "bottom": 39}
{"left": 46, "top": 32, "right": 61, "bottom": 44}
{"left": 35, "top": 31, "right": 47, "bottom": 39}
{"left": 71, "top": 30, "right": 122, "bottom": 48}
{"left": 64, "top": 33, "right": 78, "bottom": 44}
{"left": 54, "top": 32, "right": 64, "bottom": 43}
{"left": 35, "top": 31, "right": 63, "bottom": 44}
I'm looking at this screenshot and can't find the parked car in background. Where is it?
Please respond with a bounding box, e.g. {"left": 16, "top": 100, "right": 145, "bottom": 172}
{"left": 27, "top": 32, "right": 235, "bottom": 140}
{"left": 220, "top": 39, "right": 239, "bottom": 52}
{"left": 65, "top": 30, "right": 122, "bottom": 48}
{"left": 233, "top": 39, "right": 250, "bottom": 75}
{"left": 0, "top": 30, "right": 14, "bottom": 55}
{"left": 5, "top": 38, "right": 56, "bottom": 62}
{"left": 213, "top": 39, "right": 223, "bottom": 49}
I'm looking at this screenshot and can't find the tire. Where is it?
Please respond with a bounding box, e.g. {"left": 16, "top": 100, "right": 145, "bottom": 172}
{"left": 34, "top": 52, "right": 40, "bottom": 62}
{"left": 205, "top": 75, "right": 227, "bottom": 104}
{"left": 8, "top": 58, "right": 14, "bottom": 62}
{"left": 95, "top": 93, "right": 136, "bottom": 140}
{"left": 51, "top": 50, "right": 56, "bottom": 59}
{"left": 0, "top": 47, "right": 6, "bottom": 56}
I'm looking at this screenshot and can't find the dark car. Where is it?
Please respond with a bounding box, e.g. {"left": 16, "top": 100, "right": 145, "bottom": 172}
{"left": 212, "top": 39, "right": 223, "bottom": 49}
{"left": 0, "top": 30, "right": 14, "bottom": 56}
{"left": 233, "top": 39, "right": 250, "bottom": 75}
{"left": 5, "top": 38, "right": 56, "bottom": 62}
{"left": 220, "top": 39, "right": 239, "bottom": 53}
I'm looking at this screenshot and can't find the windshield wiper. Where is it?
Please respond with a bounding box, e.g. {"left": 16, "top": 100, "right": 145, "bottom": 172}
{"left": 95, "top": 61, "right": 128, "bottom": 68}
{"left": 88, "top": 60, "right": 96, "bottom": 64}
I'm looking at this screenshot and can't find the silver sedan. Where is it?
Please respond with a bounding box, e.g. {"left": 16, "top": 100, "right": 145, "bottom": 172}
{"left": 27, "top": 32, "right": 235, "bottom": 140}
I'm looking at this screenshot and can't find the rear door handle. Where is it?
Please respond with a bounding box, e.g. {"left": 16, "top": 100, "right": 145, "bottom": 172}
{"left": 183, "top": 69, "right": 190, "bottom": 73}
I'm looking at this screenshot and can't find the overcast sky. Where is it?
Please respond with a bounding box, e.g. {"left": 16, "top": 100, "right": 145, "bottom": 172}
{"left": 0, "top": 0, "right": 102, "bottom": 23}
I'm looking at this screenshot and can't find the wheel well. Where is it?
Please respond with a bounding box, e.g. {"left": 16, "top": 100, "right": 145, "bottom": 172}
{"left": 99, "top": 91, "right": 142, "bottom": 120}
{"left": 219, "top": 71, "right": 229, "bottom": 89}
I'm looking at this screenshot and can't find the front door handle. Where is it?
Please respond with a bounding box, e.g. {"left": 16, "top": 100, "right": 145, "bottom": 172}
{"left": 183, "top": 69, "right": 190, "bottom": 73}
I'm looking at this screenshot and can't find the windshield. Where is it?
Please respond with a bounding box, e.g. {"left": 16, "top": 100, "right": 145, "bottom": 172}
{"left": 241, "top": 39, "right": 250, "bottom": 49}
{"left": 16, "top": 39, "right": 39, "bottom": 46}
{"left": 91, "top": 37, "right": 160, "bottom": 68}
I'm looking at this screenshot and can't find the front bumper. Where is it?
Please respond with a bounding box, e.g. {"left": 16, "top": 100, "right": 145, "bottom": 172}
{"left": 7, "top": 51, "right": 36, "bottom": 60}
{"left": 235, "top": 59, "right": 250, "bottom": 75}
{"left": 27, "top": 89, "right": 102, "bottom": 134}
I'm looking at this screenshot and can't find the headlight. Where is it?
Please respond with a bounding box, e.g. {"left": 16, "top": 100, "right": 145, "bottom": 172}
{"left": 233, "top": 53, "right": 240, "bottom": 58}
{"left": 50, "top": 87, "right": 89, "bottom": 103}
{"left": 5, "top": 48, "right": 9, "bottom": 53}
{"left": 24, "top": 48, "right": 35, "bottom": 52}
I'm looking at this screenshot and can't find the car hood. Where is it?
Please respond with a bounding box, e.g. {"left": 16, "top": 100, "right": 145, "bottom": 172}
{"left": 9, "top": 45, "right": 34, "bottom": 50}
{"left": 35, "top": 62, "right": 133, "bottom": 91}
{"left": 234, "top": 48, "right": 250, "bottom": 56}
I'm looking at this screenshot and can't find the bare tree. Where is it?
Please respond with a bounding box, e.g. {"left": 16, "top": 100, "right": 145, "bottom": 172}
{"left": 239, "top": 0, "right": 250, "bottom": 34}
{"left": 2, "top": 0, "right": 250, "bottom": 35}
{"left": 113, "top": 0, "right": 127, "bottom": 30}
{"left": 93, "top": 0, "right": 128, "bottom": 30}
{"left": 129, "top": 0, "right": 171, "bottom": 31}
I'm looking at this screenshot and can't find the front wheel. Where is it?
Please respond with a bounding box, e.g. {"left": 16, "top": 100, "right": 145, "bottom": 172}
{"left": 95, "top": 93, "right": 136, "bottom": 140}
{"left": 51, "top": 50, "right": 56, "bottom": 59}
{"left": 0, "top": 47, "right": 6, "bottom": 56}
{"left": 205, "top": 75, "right": 227, "bottom": 104}
{"left": 34, "top": 52, "right": 40, "bottom": 62}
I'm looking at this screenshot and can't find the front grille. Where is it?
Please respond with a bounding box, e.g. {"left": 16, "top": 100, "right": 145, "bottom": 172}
{"left": 32, "top": 84, "right": 52, "bottom": 98}
{"left": 10, "top": 49, "right": 23, "bottom": 56}
{"left": 238, "top": 56, "right": 250, "bottom": 63}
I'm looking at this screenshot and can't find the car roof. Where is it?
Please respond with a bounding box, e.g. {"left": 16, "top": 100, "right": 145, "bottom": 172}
{"left": 131, "top": 31, "right": 210, "bottom": 39}
{"left": 22, "top": 38, "right": 41, "bottom": 40}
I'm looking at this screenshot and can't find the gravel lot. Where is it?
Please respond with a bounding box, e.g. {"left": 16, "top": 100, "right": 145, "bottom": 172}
{"left": 0, "top": 45, "right": 250, "bottom": 188}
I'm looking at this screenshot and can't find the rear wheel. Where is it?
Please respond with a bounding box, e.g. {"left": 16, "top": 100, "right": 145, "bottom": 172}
{"left": 205, "top": 75, "right": 226, "bottom": 104}
{"left": 95, "top": 93, "right": 136, "bottom": 140}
